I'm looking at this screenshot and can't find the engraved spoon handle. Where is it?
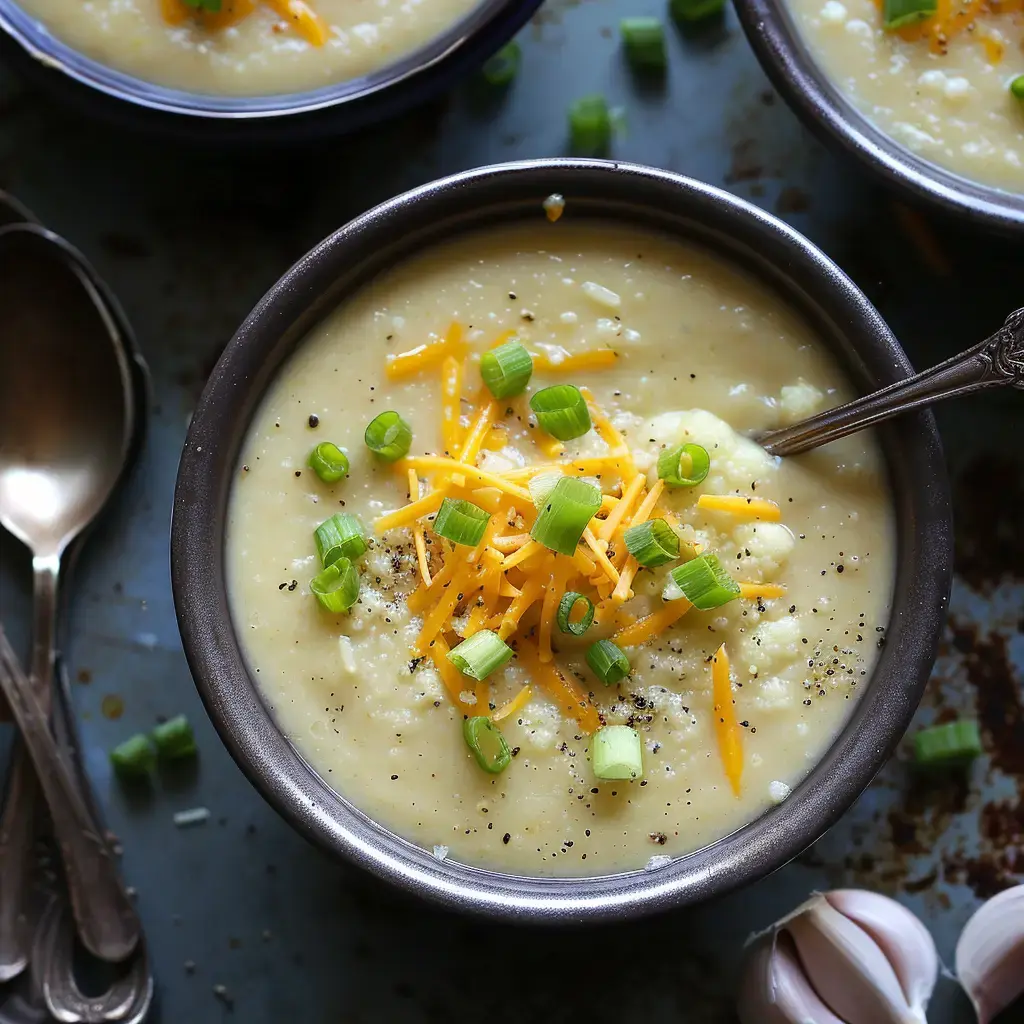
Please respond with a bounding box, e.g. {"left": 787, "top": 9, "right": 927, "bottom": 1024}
{"left": 0, "top": 627, "right": 140, "bottom": 963}
{"left": 757, "top": 307, "right": 1024, "bottom": 457}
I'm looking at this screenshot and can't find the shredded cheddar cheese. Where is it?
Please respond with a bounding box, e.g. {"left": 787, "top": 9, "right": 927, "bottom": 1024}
{"left": 386, "top": 322, "right": 464, "bottom": 380}
{"left": 739, "top": 582, "right": 788, "bottom": 600}
{"left": 712, "top": 644, "right": 743, "bottom": 796}
{"left": 491, "top": 685, "right": 533, "bottom": 722}
{"left": 697, "top": 494, "right": 782, "bottom": 522}
{"left": 532, "top": 349, "right": 618, "bottom": 373}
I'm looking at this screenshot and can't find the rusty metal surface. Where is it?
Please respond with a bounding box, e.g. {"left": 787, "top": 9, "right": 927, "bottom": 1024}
{"left": 0, "top": 0, "right": 1021, "bottom": 1018}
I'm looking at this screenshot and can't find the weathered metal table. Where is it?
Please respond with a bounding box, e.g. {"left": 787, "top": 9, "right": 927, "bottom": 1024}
{"left": 0, "top": 2, "right": 1021, "bottom": 1017}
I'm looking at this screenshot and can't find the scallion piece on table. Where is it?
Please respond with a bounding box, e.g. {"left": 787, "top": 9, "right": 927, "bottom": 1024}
{"left": 310, "top": 558, "right": 360, "bottom": 613}
{"left": 315, "top": 513, "right": 367, "bottom": 566}
{"left": 307, "top": 442, "right": 349, "bottom": 483}
{"left": 663, "top": 553, "right": 740, "bottom": 609}
{"left": 463, "top": 716, "right": 512, "bottom": 774}
{"left": 151, "top": 715, "right": 197, "bottom": 760}
{"left": 623, "top": 518, "right": 680, "bottom": 567}
{"left": 1010, "top": 75, "right": 1024, "bottom": 101}
{"left": 882, "top": 0, "right": 936, "bottom": 29}
{"left": 569, "top": 95, "right": 613, "bottom": 156}
{"left": 110, "top": 734, "right": 156, "bottom": 778}
{"left": 364, "top": 410, "right": 412, "bottom": 462}
{"left": 913, "top": 720, "right": 982, "bottom": 767}
{"left": 657, "top": 442, "right": 710, "bottom": 488}
{"left": 557, "top": 591, "right": 595, "bottom": 636}
{"left": 480, "top": 40, "right": 522, "bottom": 88}
{"left": 530, "top": 476, "right": 602, "bottom": 555}
{"left": 586, "top": 638, "right": 631, "bottom": 685}
{"left": 433, "top": 497, "right": 491, "bottom": 546}
{"left": 447, "top": 629, "right": 514, "bottom": 680}
{"left": 529, "top": 384, "right": 592, "bottom": 441}
{"left": 480, "top": 339, "right": 533, "bottom": 399}
{"left": 592, "top": 725, "right": 643, "bottom": 780}
{"left": 669, "top": 0, "right": 725, "bottom": 23}
{"left": 621, "top": 17, "right": 667, "bottom": 71}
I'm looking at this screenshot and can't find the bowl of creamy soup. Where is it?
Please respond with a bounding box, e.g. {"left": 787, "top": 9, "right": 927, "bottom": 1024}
{"left": 733, "top": 0, "right": 1024, "bottom": 232}
{"left": 0, "top": 0, "right": 536, "bottom": 136}
{"left": 171, "top": 159, "right": 952, "bottom": 919}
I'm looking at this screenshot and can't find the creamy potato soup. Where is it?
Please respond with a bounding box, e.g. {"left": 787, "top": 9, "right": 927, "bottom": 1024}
{"left": 227, "top": 219, "right": 894, "bottom": 876}
{"left": 18, "top": 0, "right": 477, "bottom": 95}
{"left": 789, "top": 0, "right": 1024, "bottom": 191}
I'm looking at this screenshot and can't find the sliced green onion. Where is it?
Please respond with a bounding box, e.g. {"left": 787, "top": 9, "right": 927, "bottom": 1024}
{"left": 315, "top": 513, "right": 367, "bottom": 566}
{"left": 310, "top": 558, "right": 360, "bottom": 613}
{"left": 110, "top": 734, "right": 156, "bottom": 778}
{"left": 592, "top": 725, "right": 643, "bottom": 780}
{"left": 623, "top": 518, "right": 679, "bottom": 567}
{"left": 364, "top": 411, "right": 412, "bottom": 462}
{"left": 657, "top": 442, "right": 710, "bottom": 488}
{"left": 913, "top": 720, "right": 982, "bottom": 767}
{"left": 882, "top": 0, "right": 936, "bottom": 29}
{"left": 480, "top": 40, "right": 521, "bottom": 87}
{"left": 307, "top": 442, "right": 349, "bottom": 483}
{"left": 557, "top": 592, "right": 595, "bottom": 636}
{"left": 183, "top": 0, "right": 222, "bottom": 12}
{"left": 663, "top": 554, "right": 740, "bottom": 610}
{"left": 621, "top": 17, "right": 667, "bottom": 71}
{"left": 529, "top": 384, "right": 591, "bottom": 441}
{"left": 151, "top": 715, "right": 197, "bottom": 760}
{"left": 530, "top": 476, "right": 602, "bottom": 555}
{"left": 433, "top": 498, "right": 490, "bottom": 547}
{"left": 669, "top": 0, "right": 725, "bottom": 22}
{"left": 586, "top": 639, "right": 631, "bottom": 685}
{"left": 480, "top": 340, "right": 533, "bottom": 399}
{"left": 447, "top": 629, "right": 514, "bottom": 680}
{"left": 1010, "top": 75, "right": 1024, "bottom": 101}
{"left": 569, "top": 95, "right": 612, "bottom": 157}
{"left": 463, "top": 716, "right": 512, "bottom": 774}
{"left": 528, "top": 470, "right": 565, "bottom": 509}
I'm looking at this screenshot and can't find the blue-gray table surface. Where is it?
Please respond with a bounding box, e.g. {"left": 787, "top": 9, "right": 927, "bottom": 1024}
{"left": 0, "top": 1, "right": 1022, "bottom": 1018}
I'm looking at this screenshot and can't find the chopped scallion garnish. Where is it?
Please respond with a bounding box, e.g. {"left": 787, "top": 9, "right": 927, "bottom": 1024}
{"left": 528, "top": 470, "right": 565, "bottom": 509}
{"left": 592, "top": 725, "right": 643, "bottom": 780}
{"left": 182, "top": 0, "right": 222, "bottom": 12}
{"left": 307, "top": 442, "right": 349, "bottom": 483}
{"left": 569, "top": 95, "right": 613, "bottom": 156}
{"left": 657, "top": 442, "right": 710, "bottom": 488}
{"left": 663, "top": 554, "right": 740, "bottom": 610}
{"left": 480, "top": 340, "right": 533, "bottom": 399}
{"left": 1011, "top": 75, "right": 1024, "bottom": 101}
{"left": 310, "top": 558, "right": 360, "bottom": 613}
{"left": 913, "top": 720, "right": 982, "bottom": 767}
{"left": 110, "top": 734, "right": 156, "bottom": 778}
{"left": 364, "top": 410, "right": 412, "bottom": 462}
{"left": 447, "top": 629, "right": 514, "bottom": 680}
{"left": 557, "top": 591, "right": 595, "bottom": 636}
{"left": 586, "top": 639, "right": 631, "bottom": 685}
{"left": 530, "top": 476, "right": 602, "bottom": 555}
{"left": 529, "top": 384, "right": 591, "bottom": 441}
{"left": 623, "top": 518, "right": 679, "bottom": 567}
{"left": 433, "top": 497, "right": 490, "bottom": 546}
{"left": 620, "top": 17, "right": 667, "bottom": 72}
{"left": 463, "top": 716, "right": 512, "bottom": 774}
{"left": 480, "top": 40, "right": 522, "bottom": 88}
{"left": 315, "top": 513, "right": 367, "bottom": 566}
{"left": 882, "top": 0, "right": 936, "bottom": 29}
{"left": 669, "top": 0, "right": 724, "bottom": 22}
{"left": 151, "top": 715, "right": 197, "bottom": 760}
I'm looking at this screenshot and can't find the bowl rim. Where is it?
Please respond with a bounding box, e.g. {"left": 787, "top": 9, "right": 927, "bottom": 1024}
{"left": 0, "top": 0, "right": 528, "bottom": 119}
{"left": 171, "top": 158, "right": 953, "bottom": 922}
{"left": 730, "top": 0, "right": 1024, "bottom": 235}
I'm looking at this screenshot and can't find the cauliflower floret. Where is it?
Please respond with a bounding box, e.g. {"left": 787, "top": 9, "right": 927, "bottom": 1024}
{"left": 754, "top": 675, "right": 796, "bottom": 710}
{"left": 741, "top": 615, "right": 803, "bottom": 671}
{"left": 779, "top": 380, "right": 825, "bottom": 425}
{"left": 733, "top": 522, "right": 796, "bottom": 580}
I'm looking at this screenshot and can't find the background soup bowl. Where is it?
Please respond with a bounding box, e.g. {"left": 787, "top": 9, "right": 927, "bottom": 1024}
{"left": 731, "top": 0, "right": 1024, "bottom": 236}
{"left": 171, "top": 158, "right": 953, "bottom": 922}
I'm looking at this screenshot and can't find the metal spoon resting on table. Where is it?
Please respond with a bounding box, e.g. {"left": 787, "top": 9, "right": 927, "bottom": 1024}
{"left": 0, "top": 224, "right": 142, "bottom": 971}
{"left": 756, "top": 308, "right": 1024, "bottom": 457}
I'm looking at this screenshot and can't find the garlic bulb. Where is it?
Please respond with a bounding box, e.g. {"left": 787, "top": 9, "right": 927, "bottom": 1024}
{"left": 955, "top": 883, "right": 1024, "bottom": 1023}
{"left": 737, "top": 890, "right": 938, "bottom": 1024}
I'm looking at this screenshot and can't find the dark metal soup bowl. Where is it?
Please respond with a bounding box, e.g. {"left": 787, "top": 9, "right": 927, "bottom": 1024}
{"left": 731, "top": 0, "right": 1024, "bottom": 235}
{"left": 171, "top": 159, "right": 953, "bottom": 922}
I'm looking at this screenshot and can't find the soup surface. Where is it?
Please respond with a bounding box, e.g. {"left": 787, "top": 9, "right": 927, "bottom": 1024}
{"left": 16, "top": 0, "right": 478, "bottom": 96}
{"left": 227, "top": 220, "right": 894, "bottom": 876}
{"left": 788, "top": 0, "right": 1024, "bottom": 192}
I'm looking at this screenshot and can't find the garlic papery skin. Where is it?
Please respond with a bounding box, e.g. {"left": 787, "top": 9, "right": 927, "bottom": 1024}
{"left": 825, "top": 889, "right": 938, "bottom": 1019}
{"left": 955, "top": 883, "right": 1024, "bottom": 1024}
{"left": 737, "top": 931, "right": 846, "bottom": 1024}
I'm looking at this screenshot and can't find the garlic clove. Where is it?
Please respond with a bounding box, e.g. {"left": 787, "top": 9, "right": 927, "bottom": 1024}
{"left": 785, "top": 896, "right": 920, "bottom": 1024}
{"left": 825, "top": 889, "right": 938, "bottom": 1018}
{"left": 737, "top": 930, "right": 847, "bottom": 1024}
{"left": 955, "top": 883, "right": 1024, "bottom": 1024}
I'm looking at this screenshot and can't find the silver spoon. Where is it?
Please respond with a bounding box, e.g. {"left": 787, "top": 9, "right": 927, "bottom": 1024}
{"left": 0, "top": 224, "right": 141, "bottom": 967}
{"left": 757, "top": 308, "right": 1024, "bottom": 457}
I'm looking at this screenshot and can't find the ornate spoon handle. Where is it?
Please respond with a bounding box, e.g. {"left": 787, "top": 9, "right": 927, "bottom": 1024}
{"left": 757, "top": 308, "right": 1024, "bottom": 458}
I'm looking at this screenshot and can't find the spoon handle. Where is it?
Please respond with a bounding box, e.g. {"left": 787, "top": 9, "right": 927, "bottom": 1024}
{"left": 757, "top": 308, "right": 1024, "bottom": 457}
{"left": 0, "top": 628, "right": 140, "bottom": 963}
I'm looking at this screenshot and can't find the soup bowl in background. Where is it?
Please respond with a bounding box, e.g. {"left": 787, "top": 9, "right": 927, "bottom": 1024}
{"left": 171, "top": 159, "right": 952, "bottom": 921}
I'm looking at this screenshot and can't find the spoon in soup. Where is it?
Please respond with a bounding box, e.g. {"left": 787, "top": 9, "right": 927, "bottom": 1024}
{"left": 756, "top": 307, "right": 1024, "bottom": 457}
